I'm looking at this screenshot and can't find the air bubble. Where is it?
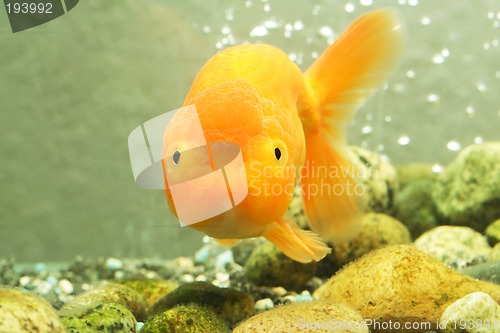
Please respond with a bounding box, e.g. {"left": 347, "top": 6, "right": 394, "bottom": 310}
{"left": 408, "top": 0, "right": 418, "bottom": 6}
{"left": 360, "top": 0, "right": 373, "bottom": 6}
{"left": 465, "top": 105, "right": 475, "bottom": 116}
{"left": 264, "top": 4, "right": 271, "bottom": 12}
{"left": 250, "top": 26, "right": 268, "bottom": 37}
{"left": 447, "top": 140, "right": 461, "bottom": 151}
{"left": 406, "top": 70, "right": 416, "bottom": 78}
{"left": 476, "top": 82, "right": 487, "bottom": 92}
{"left": 345, "top": 2, "right": 355, "bottom": 12}
{"left": 398, "top": 136, "right": 410, "bottom": 145}
{"left": 432, "top": 164, "right": 443, "bottom": 173}
{"left": 221, "top": 26, "right": 231, "bottom": 35}
{"left": 202, "top": 26, "right": 211, "bottom": 34}
{"left": 484, "top": 42, "right": 491, "bottom": 50}
{"left": 361, "top": 125, "right": 373, "bottom": 134}
{"left": 420, "top": 16, "right": 431, "bottom": 25}
{"left": 474, "top": 136, "right": 484, "bottom": 144}
{"left": 264, "top": 19, "right": 280, "bottom": 29}
{"left": 293, "top": 21, "right": 304, "bottom": 30}
{"left": 384, "top": 116, "right": 392, "bottom": 123}
{"left": 312, "top": 4, "right": 321, "bottom": 16}
{"left": 432, "top": 55, "right": 444, "bottom": 64}
{"left": 427, "top": 94, "right": 439, "bottom": 103}
{"left": 377, "top": 144, "right": 385, "bottom": 152}
{"left": 319, "top": 26, "right": 334, "bottom": 38}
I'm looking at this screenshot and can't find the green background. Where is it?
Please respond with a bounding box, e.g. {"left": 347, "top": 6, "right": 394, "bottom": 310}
{"left": 0, "top": 0, "right": 499, "bottom": 262}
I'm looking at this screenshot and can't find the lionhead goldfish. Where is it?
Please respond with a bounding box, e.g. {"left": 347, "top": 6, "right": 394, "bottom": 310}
{"left": 162, "top": 9, "right": 405, "bottom": 263}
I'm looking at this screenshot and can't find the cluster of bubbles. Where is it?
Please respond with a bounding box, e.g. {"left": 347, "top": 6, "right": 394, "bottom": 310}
{"left": 195, "top": 0, "right": 498, "bottom": 165}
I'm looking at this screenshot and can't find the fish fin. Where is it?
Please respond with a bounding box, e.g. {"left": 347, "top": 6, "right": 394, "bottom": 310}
{"left": 212, "top": 238, "right": 240, "bottom": 246}
{"left": 301, "top": 10, "right": 405, "bottom": 241}
{"left": 261, "top": 219, "right": 331, "bottom": 263}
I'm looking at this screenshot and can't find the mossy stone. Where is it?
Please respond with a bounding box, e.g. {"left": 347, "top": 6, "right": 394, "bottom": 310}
{"left": 147, "top": 282, "right": 254, "bottom": 325}
{"left": 0, "top": 288, "right": 66, "bottom": 333}
{"left": 119, "top": 279, "right": 178, "bottom": 313}
{"left": 60, "top": 302, "right": 136, "bottom": 333}
{"left": 459, "top": 262, "right": 500, "bottom": 285}
{"left": 396, "top": 164, "right": 437, "bottom": 191}
{"left": 393, "top": 179, "right": 439, "bottom": 238}
{"left": 432, "top": 142, "right": 500, "bottom": 232}
{"left": 140, "top": 304, "right": 230, "bottom": 333}
{"left": 244, "top": 242, "right": 317, "bottom": 291}
{"left": 59, "top": 282, "right": 146, "bottom": 321}
{"left": 486, "top": 219, "right": 500, "bottom": 246}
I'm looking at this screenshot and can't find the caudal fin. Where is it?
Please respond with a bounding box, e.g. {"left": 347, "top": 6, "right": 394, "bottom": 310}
{"left": 301, "top": 9, "right": 405, "bottom": 241}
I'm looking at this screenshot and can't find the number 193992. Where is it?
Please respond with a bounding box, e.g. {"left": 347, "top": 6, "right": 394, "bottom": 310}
{"left": 6, "top": 2, "right": 53, "bottom": 14}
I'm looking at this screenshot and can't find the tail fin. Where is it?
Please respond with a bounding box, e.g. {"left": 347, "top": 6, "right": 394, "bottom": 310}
{"left": 300, "top": 9, "right": 405, "bottom": 241}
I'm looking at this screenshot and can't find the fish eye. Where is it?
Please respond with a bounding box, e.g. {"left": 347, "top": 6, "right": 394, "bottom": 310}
{"left": 172, "top": 150, "right": 181, "bottom": 164}
{"left": 274, "top": 147, "right": 282, "bottom": 161}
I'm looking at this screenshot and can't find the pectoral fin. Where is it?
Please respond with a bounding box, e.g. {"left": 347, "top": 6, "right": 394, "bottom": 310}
{"left": 261, "top": 218, "right": 331, "bottom": 263}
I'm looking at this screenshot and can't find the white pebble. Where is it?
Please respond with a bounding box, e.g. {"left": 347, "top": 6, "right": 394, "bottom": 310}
{"left": 440, "top": 292, "right": 500, "bottom": 333}
{"left": 271, "top": 286, "right": 287, "bottom": 296}
{"left": 255, "top": 298, "right": 274, "bottom": 311}
{"left": 106, "top": 257, "right": 123, "bottom": 270}
{"left": 19, "top": 276, "right": 31, "bottom": 287}
{"left": 58, "top": 279, "right": 74, "bottom": 294}
{"left": 181, "top": 274, "right": 194, "bottom": 283}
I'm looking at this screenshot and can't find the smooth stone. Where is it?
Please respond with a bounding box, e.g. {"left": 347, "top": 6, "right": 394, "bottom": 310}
{"left": 140, "top": 304, "right": 230, "bottom": 333}
{"left": 349, "top": 146, "right": 398, "bottom": 214}
{"left": 0, "top": 288, "right": 66, "bottom": 333}
{"left": 393, "top": 179, "right": 439, "bottom": 238}
{"left": 396, "top": 163, "right": 438, "bottom": 191}
{"left": 315, "top": 245, "right": 500, "bottom": 333}
{"left": 414, "top": 226, "right": 491, "bottom": 268}
{"left": 119, "top": 279, "right": 178, "bottom": 313}
{"left": 243, "top": 242, "right": 317, "bottom": 291}
{"left": 60, "top": 302, "right": 137, "bottom": 333}
{"left": 432, "top": 142, "right": 500, "bottom": 231}
{"left": 233, "top": 300, "right": 368, "bottom": 333}
{"left": 59, "top": 282, "right": 146, "bottom": 321}
{"left": 147, "top": 281, "right": 254, "bottom": 325}
{"left": 321, "top": 213, "right": 411, "bottom": 273}
{"left": 459, "top": 262, "right": 500, "bottom": 285}
{"left": 439, "top": 292, "right": 500, "bottom": 333}
{"left": 486, "top": 219, "right": 500, "bottom": 246}
{"left": 490, "top": 243, "right": 500, "bottom": 262}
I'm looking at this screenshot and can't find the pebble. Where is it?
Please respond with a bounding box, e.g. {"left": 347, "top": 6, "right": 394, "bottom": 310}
{"left": 0, "top": 288, "right": 66, "bottom": 333}
{"left": 396, "top": 163, "right": 438, "bottom": 190}
{"left": 147, "top": 281, "right": 254, "bottom": 325}
{"left": 393, "top": 179, "right": 439, "bottom": 238}
{"left": 255, "top": 298, "right": 274, "bottom": 311}
{"left": 348, "top": 146, "right": 398, "bottom": 214}
{"left": 490, "top": 243, "right": 500, "bottom": 262}
{"left": 432, "top": 142, "right": 500, "bottom": 231}
{"left": 57, "top": 278, "right": 74, "bottom": 294}
{"left": 439, "top": 292, "right": 500, "bottom": 333}
{"left": 105, "top": 257, "right": 123, "bottom": 270}
{"left": 60, "top": 302, "right": 137, "bottom": 333}
{"left": 486, "top": 219, "right": 500, "bottom": 245}
{"left": 244, "top": 242, "right": 317, "bottom": 291}
{"left": 315, "top": 245, "right": 500, "bottom": 333}
{"left": 415, "top": 226, "right": 491, "bottom": 268}
{"left": 234, "top": 300, "right": 368, "bottom": 333}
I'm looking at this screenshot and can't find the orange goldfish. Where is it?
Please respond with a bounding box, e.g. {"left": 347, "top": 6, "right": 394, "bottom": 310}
{"left": 161, "top": 9, "right": 405, "bottom": 263}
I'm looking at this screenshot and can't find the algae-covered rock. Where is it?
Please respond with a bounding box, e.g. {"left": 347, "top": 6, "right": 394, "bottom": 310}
{"left": 414, "top": 226, "right": 491, "bottom": 268}
{"left": 486, "top": 219, "right": 500, "bottom": 246}
{"left": 60, "top": 302, "right": 137, "bottom": 333}
{"left": 140, "top": 304, "right": 230, "bottom": 333}
{"left": 147, "top": 281, "right": 253, "bottom": 325}
{"left": 0, "top": 288, "right": 66, "bottom": 333}
{"left": 119, "top": 279, "right": 178, "bottom": 313}
{"left": 396, "top": 163, "right": 438, "bottom": 190}
{"left": 231, "top": 238, "right": 266, "bottom": 266}
{"left": 393, "top": 179, "right": 439, "bottom": 238}
{"left": 432, "top": 142, "right": 500, "bottom": 231}
{"left": 315, "top": 245, "right": 500, "bottom": 333}
{"left": 59, "top": 282, "right": 146, "bottom": 321}
{"left": 439, "top": 292, "right": 500, "bottom": 333}
{"left": 331, "top": 213, "right": 411, "bottom": 267}
{"left": 459, "top": 262, "right": 500, "bottom": 285}
{"left": 349, "top": 146, "right": 398, "bottom": 214}
{"left": 244, "top": 242, "right": 317, "bottom": 290}
{"left": 233, "top": 300, "right": 368, "bottom": 333}
{"left": 490, "top": 243, "right": 500, "bottom": 262}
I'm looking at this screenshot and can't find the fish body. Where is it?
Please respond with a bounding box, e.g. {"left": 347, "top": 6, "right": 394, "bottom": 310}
{"left": 162, "top": 9, "right": 405, "bottom": 263}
